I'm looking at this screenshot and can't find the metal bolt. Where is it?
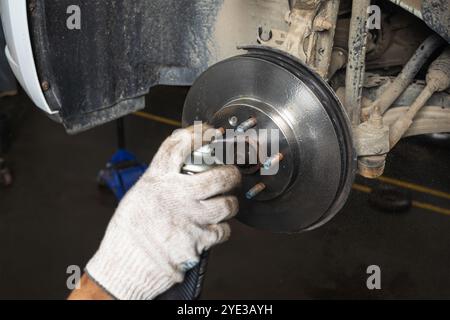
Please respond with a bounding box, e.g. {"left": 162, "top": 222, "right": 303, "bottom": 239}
{"left": 246, "top": 183, "right": 266, "bottom": 200}
{"left": 236, "top": 117, "right": 257, "bottom": 133}
{"left": 258, "top": 27, "right": 272, "bottom": 42}
{"left": 228, "top": 116, "right": 238, "bottom": 127}
{"left": 263, "top": 153, "right": 284, "bottom": 170}
{"left": 41, "top": 81, "right": 50, "bottom": 91}
{"left": 369, "top": 106, "right": 383, "bottom": 129}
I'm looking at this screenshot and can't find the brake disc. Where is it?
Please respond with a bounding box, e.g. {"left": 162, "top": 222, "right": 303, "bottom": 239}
{"left": 183, "top": 47, "right": 355, "bottom": 233}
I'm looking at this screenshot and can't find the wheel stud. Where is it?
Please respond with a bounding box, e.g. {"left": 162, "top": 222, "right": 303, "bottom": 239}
{"left": 246, "top": 183, "right": 266, "bottom": 199}
{"left": 236, "top": 117, "right": 257, "bottom": 133}
{"left": 263, "top": 153, "right": 284, "bottom": 170}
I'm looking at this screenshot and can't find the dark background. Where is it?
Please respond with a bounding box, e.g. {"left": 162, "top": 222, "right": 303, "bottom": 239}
{"left": 0, "top": 87, "right": 449, "bottom": 299}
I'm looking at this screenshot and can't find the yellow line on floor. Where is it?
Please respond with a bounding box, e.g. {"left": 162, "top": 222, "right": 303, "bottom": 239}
{"left": 133, "top": 111, "right": 182, "bottom": 127}
{"left": 377, "top": 176, "right": 450, "bottom": 201}
{"left": 412, "top": 201, "right": 450, "bottom": 216}
{"left": 352, "top": 183, "right": 372, "bottom": 194}
{"left": 352, "top": 183, "right": 450, "bottom": 216}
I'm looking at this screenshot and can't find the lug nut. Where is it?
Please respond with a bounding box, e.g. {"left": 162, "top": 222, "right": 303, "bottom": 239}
{"left": 246, "top": 183, "right": 266, "bottom": 199}
{"left": 263, "top": 153, "right": 284, "bottom": 170}
{"left": 236, "top": 117, "right": 257, "bottom": 133}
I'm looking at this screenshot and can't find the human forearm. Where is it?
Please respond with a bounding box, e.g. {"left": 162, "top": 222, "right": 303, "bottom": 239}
{"left": 68, "top": 273, "right": 113, "bottom": 300}
{"left": 77, "top": 125, "right": 240, "bottom": 300}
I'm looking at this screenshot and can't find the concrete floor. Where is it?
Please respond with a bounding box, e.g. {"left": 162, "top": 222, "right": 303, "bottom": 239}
{"left": 0, "top": 87, "right": 449, "bottom": 299}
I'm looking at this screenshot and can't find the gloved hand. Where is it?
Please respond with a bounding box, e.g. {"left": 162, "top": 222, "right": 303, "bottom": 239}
{"left": 86, "top": 125, "right": 241, "bottom": 300}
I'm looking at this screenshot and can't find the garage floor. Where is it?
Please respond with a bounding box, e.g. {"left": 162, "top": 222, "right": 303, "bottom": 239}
{"left": 0, "top": 87, "right": 449, "bottom": 299}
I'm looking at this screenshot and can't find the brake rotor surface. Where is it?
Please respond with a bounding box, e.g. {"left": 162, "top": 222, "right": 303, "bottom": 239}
{"left": 183, "top": 47, "right": 355, "bottom": 233}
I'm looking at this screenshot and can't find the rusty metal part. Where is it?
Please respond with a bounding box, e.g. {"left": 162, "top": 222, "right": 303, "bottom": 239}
{"left": 387, "top": 86, "right": 435, "bottom": 145}
{"left": 41, "top": 81, "right": 50, "bottom": 91}
{"left": 344, "top": 0, "right": 371, "bottom": 126}
{"left": 246, "top": 183, "right": 267, "bottom": 199}
{"left": 383, "top": 106, "right": 450, "bottom": 137}
{"left": 263, "top": 153, "right": 284, "bottom": 170}
{"left": 282, "top": 0, "right": 325, "bottom": 64}
{"left": 361, "top": 78, "right": 450, "bottom": 111}
{"left": 354, "top": 107, "right": 390, "bottom": 179}
{"left": 256, "top": 1, "right": 434, "bottom": 82}
{"left": 356, "top": 47, "right": 450, "bottom": 177}
{"left": 312, "top": 0, "right": 341, "bottom": 78}
{"left": 262, "top": 0, "right": 340, "bottom": 78}
{"left": 426, "top": 48, "right": 450, "bottom": 92}
{"left": 336, "top": 86, "right": 374, "bottom": 110}
{"left": 358, "top": 155, "right": 387, "bottom": 179}
{"left": 333, "top": 10, "right": 432, "bottom": 73}
{"left": 353, "top": 108, "right": 390, "bottom": 157}
{"left": 388, "top": 47, "right": 450, "bottom": 148}
{"left": 236, "top": 117, "right": 258, "bottom": 133}
{"left": 365, "top": 34, "right": 445, "bottom": 119}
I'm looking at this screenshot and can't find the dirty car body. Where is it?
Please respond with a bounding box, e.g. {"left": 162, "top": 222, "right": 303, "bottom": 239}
{"left": 0, "top": 0, "right": 448, "bottom": 132}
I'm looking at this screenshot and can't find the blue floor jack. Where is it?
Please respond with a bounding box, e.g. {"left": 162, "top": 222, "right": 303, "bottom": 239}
{"left": 97, "top": 118, "right": 148, "bottom": 200}
{"left": 97, "top": 117, "right": 208, "bottom": 300}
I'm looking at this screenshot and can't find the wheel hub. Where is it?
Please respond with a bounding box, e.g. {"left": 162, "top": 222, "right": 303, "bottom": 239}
{"left": 183, "top": 47, "right": 355, "bottom": 233}
{"left": 211, "top": 99, "right": 297, "bottom": 201}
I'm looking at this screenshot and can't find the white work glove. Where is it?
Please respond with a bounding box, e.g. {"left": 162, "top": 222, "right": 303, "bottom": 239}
{"left": 86, "top": 125, "right": 241, "bottom": 300}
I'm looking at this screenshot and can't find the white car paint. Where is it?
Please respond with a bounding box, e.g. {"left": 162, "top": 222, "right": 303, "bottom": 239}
{"left": 0, "top": 0, "right": 56, "bottom": 114}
